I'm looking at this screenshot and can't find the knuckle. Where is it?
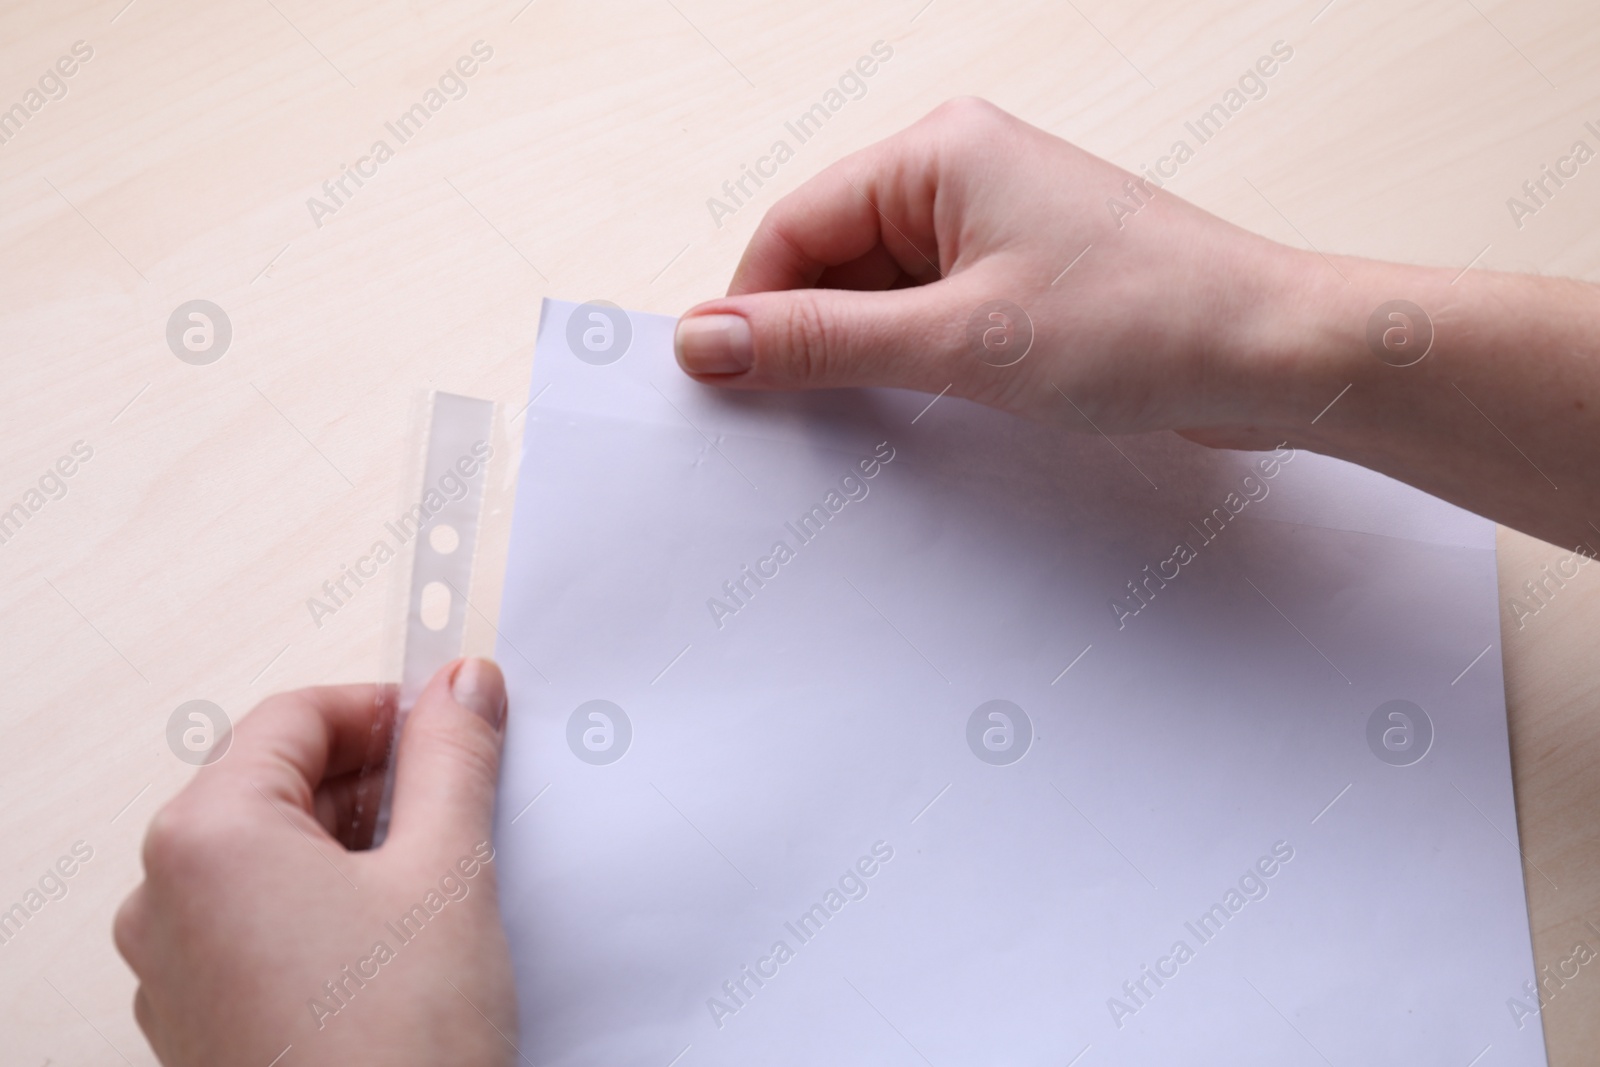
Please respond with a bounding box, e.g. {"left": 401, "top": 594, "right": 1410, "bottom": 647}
{"left": 141, "top": 799, "right": 236, "bottom": 882}
{"left": 140, "top": 803, "right": 188, "bottom": 876}
{"left": 112, "top": 890, "right": 145, "bottom": 966}
{"left": 133, "top": 987, "right": 157, "bottom": 1041}
{"left": 415, "top": 716, "right": 501, "bottom": 786}
{"left": 923, "top": 97, "right": 1016, "bottom": 168}
{"left": 930, "top": 95, "right": 1004, "bottom": 129}
{"left": 761, "top": 193, "right": 811, "bottom": 241}
{"left": 445, "top": 729, "right": 501, "bottom": 786}
{"left": 780, "top": 297, "right": 837, "bottom": 384}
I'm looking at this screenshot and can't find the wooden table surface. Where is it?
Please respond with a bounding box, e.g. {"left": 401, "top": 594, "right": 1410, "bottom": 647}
{"left": 3, "top": 0, "right": 1598, "bottom": 1062}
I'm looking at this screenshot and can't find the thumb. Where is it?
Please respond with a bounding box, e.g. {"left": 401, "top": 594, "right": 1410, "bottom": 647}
{"left": 387, "top": 657, "right": 506, "bottom": 853}
{"left": 675, "top": 281, "right": 1019, "bottom": 398}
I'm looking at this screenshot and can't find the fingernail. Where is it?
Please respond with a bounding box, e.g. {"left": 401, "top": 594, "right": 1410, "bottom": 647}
{"left": 451, "top": 658, "right": 506, "bottom": 732}
{"left": 676, "top": 313, "right": 753, "bottom": 375}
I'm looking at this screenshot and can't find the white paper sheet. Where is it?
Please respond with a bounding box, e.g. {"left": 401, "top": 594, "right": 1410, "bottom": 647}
{"left": 494, "top": 299, "right": 1547, "bottom": 1066}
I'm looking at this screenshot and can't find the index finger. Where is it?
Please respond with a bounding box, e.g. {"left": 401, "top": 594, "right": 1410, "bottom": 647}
{"left": 727, "top": 124, "right": 945, "bottom": 296}
{"left": 199, "top": 683, "right": 396, "bottom": 811}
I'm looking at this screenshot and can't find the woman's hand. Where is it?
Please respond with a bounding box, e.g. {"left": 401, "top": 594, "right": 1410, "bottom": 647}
{"left": 674, "top": 97, "right": 1301, "bottom": 439}
{"left": 677, "top": 97, "right": 1600, "bottom": 552}
{"left": 114, "top": 659, "right": 519, "bottom": 1067}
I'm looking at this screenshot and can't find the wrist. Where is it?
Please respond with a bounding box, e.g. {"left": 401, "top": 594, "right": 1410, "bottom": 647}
{"left": 1212, "top": 241, "right": 1347, "bottom": 438}
{"left": 1208, "top": 240, "right": 1447, "bottom": 455}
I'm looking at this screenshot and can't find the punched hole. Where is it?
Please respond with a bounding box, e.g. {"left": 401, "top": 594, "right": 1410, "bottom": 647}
{"left": 429, "top": 523, "right": 460, "bottom": 554}
{"left": 419, "top": 581, "right": 452, "bottom": 631}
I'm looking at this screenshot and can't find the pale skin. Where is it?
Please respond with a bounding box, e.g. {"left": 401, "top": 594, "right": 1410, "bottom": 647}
{"left": 678, "top": 98, "right": 1600, "bottom": 553}
{"left": 114, "top": 659, "right": 519, "bottom": 1066}
{"left": 117, "top": 99, "right": 1600, "bottom": 1064}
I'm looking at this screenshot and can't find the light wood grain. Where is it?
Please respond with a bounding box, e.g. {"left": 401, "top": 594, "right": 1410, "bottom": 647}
{"left": 2, "top": 0, "right": 1597, "bottom": 1062}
